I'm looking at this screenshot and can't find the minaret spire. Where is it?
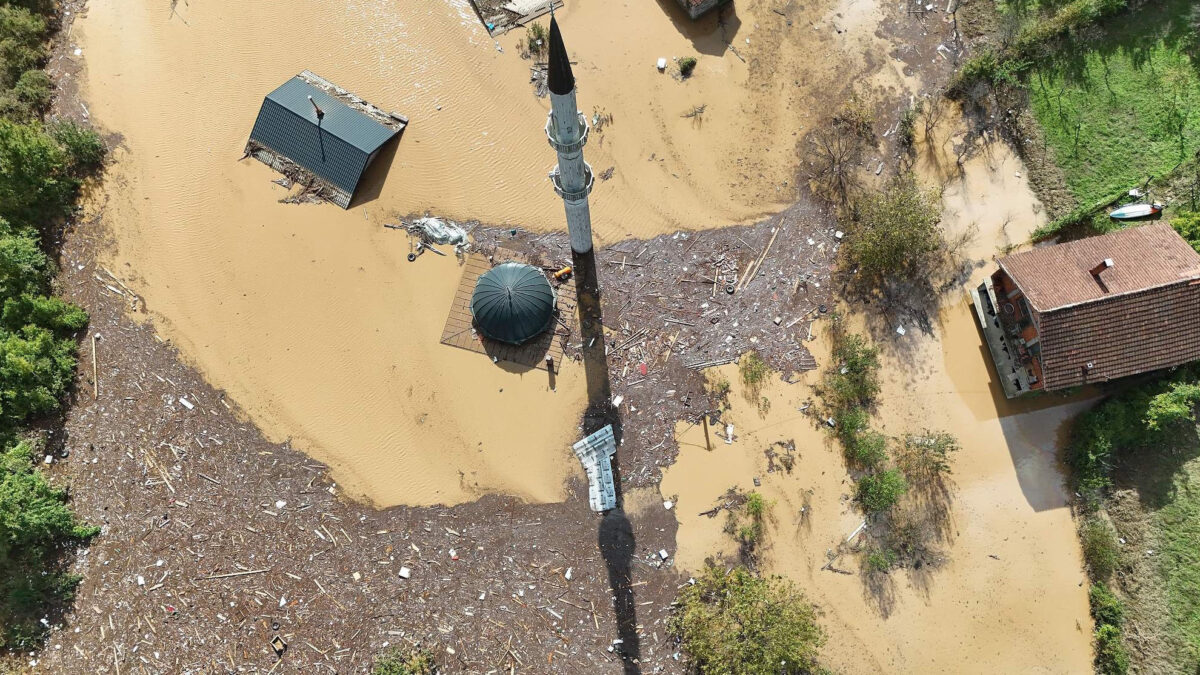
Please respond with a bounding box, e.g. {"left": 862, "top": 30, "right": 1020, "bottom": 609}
{"left": 544, "top": 16, "right": 594, "bottom": 254}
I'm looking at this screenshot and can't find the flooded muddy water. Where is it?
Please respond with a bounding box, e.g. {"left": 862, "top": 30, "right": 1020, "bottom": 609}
{"left": 662, "top": 133, "right": 1095, "bottom": 671}
{"left": 74, "top": 0, "right": 918, "bottom": 506}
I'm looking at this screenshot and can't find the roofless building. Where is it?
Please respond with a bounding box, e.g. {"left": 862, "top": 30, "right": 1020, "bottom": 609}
{"left": 972, "top": 223, "right": 1200, "bottom": 398}
{"left": 245, "top": 71, "right": 407, "bottom": 209}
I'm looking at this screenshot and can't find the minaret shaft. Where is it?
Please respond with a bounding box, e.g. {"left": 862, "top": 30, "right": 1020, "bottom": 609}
{"left": 545, "top": 17, "right": 594, "bottom": 254}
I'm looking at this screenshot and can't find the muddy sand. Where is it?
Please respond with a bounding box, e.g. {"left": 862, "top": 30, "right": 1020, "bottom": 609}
{"left": 73, "top": 0, "right": 937, "bottom": 506}
{"left": 662, "top": 130, "right": 1095, "bottom": 672}
{"left": 42, "top": 0, "right": 1101, "bottom": 669}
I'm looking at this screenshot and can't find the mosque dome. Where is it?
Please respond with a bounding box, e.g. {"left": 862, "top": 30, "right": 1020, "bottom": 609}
{"left": 470, "top": 262, "right": 557, "bottom": 345}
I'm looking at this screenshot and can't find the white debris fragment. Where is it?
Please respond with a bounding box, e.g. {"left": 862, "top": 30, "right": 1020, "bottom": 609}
{"left": 279, "top": 595, "right": 286, "bottom": 608}
{"left": 136, "top": 576, "right": 145, "bottom": 587}
{"left": 834, "top": 230, "right": 844, "bottom": 239}
{"left": 179, "top": 397, "right": 194, "bottom": 410}
{"left": 659, "top": 549, "right": 670, "bottom": 560}
{"left": 275, "top": 500, "right": 287, "bottom": 509}
{"left": 611, "top": 395, "right": 624, "bottom": 408}
{"left": 725, "top": 424, "right": 734, "bottom": 444}
{"left": 657, "top": 58, "right": 667, "bottom": 71}
{"left": 896, "top": 325, "right": 906, "bottom": 336}
{"left": 564, "top": 567, "right": 573, "bottom": 580}
{"left": 398, "top": 567, "right": 412, "bottom": 579}
{"left": 663, "top": 500, "right": 674, "bottom": 510}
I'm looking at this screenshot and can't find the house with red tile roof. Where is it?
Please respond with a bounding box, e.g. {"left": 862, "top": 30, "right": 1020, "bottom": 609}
{"left": 971, "top": 223, "right": 1200, "bottom": 398}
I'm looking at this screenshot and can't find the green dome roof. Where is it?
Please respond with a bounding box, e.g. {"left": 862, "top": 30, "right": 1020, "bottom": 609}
{"left": 470, "top": 262, "right": 557, "bottom": 345}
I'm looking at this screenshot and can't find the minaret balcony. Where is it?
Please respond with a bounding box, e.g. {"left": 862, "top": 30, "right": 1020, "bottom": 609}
{"left": 545, "top": 112, "right": 590, "bottom": 154}
{"left": 549, "top": 163, "right": 595, "bottom": 201}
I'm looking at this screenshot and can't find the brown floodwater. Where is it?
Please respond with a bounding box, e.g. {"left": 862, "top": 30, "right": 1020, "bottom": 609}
{"left": 73, "top": 0, "right": 917, "bottom": 506}
{"left": 662, "top": 133, "right": 1095, "bottom": 671}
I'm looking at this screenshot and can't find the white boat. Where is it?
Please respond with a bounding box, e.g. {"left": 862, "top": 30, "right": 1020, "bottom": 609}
{"left": 1109, "top": 202, "right": 1163, "bottom": 220}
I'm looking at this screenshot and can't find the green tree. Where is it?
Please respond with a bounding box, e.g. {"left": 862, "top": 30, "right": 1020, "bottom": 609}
{"left": 843, "top": 173, "right": 944, "bottom": 289}
{"left": 0, "top": 119, "right": 81, "bottom": 228}
{"left": 0, "top": 6, "right": 47, "bottom": 88}
{"left": 0, "top": 440, "right": 98, "bottom": 647}
{"left": 49, "top": 120, "right": 105, "bottom": 172}
{"left": 0, "top": 325, "right": 80, "bottom": 425}
{"left": 669, "top": 565, "right": 824, "bottom": 674}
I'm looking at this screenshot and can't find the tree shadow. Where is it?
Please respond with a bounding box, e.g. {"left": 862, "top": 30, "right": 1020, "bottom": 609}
{"left": 1112, "top": 423, "right": 1200, "bottom": 511}
{"left": 573, "top": 248, "right": 641, "bottom": 674}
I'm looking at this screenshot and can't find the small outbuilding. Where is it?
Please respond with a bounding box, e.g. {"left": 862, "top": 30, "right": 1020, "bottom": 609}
{"left": 470, "top": 262, "right": 557, "bottom": 345}
{"left": 972, "top": 223, "right": 1200, "bottom": 398}
{"left": 675, "top": 0, "right": 732, "bottom": 19}
{"left": 245, "top": 70, "right": 407, "bottom": 209}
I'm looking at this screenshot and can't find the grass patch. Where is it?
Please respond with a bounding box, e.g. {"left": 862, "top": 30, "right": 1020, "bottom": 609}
{"left": 1063, "top": 365, "right": 1200, "bottom": 670}
{"left": 1027, "top": 0, "right": 1200, "bottom": 208}
{"left": 373, "top": 646, "right": 436, "bottom": 674}
{"left": 1081, "top": 517, "right": 1121, "bottom": 580}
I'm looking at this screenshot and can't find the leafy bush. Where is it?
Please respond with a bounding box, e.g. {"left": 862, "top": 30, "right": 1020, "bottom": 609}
{"left": 11, "top": 69, "right": 48, "bottom": 114}
{"left": 822, "top": 322, "right": 880, "bottom": 414}
{"left": 897, "top": 103, "right": 920, "bottom": 150}
{"left": 1145, "top": 381, "right": 1200, "bottom": 431}
{"left": 669, "top": 565, "right": 824, "bottom": 674}
{"left": 834, "top": 94, "right": 875, "bottom": 139}
{"left": 739, "top": 350, "right": 769, "bottom": 395}
{"left": 1094, "top": 623, "right": 1130, "bottom": 674}
{"left": 848, "top": 430, "right": 887, "bottom": 470}
{"left": 836, "top": 405, "right": 870, "bottom": 441}
{"left": 0, "top": 440, "right": 98, "bottom": 648}
{"left": 865, "top": 547, "right": 896, "bottom": 573}
{"left": 1089, "top": 583, "right": 1126, "bottom": 627}
{"left": 678, "top": 56, "right": 697, "bottom": 78}
{"left": 372, "top": 646, "right": 436, "bottom": 674}
{"left": 49, "top": 120, "right": 105, "bottom": 172}
{"left": 1173, "top": 210, "right": 1200, "bottom": 252}
{"left": 525, "top": 22, "right": 546, "bottom": 56}
{"left": 1067, "top": 367, "right": 1200, "bottom": 498}
{"left": 1081, "top": 518, "right": 1121, "bottom": 580}
{"left": 729, "top": 491, "right": 770, "bottom": 550}
{"left": 856, "top": 469, "right": 908, "bottom": 513}
{"left": 0, "top": 119, "right": 82, "bottom": 227}
{"left": 898, "top": 430, "right": 959, "bottom": 482}
{"left": 843, "top": 173, "right": 943, "bottom": 289}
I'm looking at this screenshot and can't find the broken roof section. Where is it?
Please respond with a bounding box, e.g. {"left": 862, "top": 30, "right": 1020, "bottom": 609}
{"left": 246, "top": 71, "right": 407, "bottom": 208}
{"left": 572, "top": 425, "right": 617, "bottom": 512}
{"left": 999, "top": 223, "right": 1200, "bottom": 312}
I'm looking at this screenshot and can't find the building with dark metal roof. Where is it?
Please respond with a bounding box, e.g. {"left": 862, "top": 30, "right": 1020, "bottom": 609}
{"left": 971, "top": 223, "right": 1200, "bottom": 397}
{"left": 245, "top": 71, "right": 407, "bottom": 208}
{"left": 470, "top": 262, "right": 557, "bottom": 345}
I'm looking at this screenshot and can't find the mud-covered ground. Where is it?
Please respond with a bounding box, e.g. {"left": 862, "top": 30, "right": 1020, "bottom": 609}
{"left": 24, "top": 0, "right": 967, "bottom": 672}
